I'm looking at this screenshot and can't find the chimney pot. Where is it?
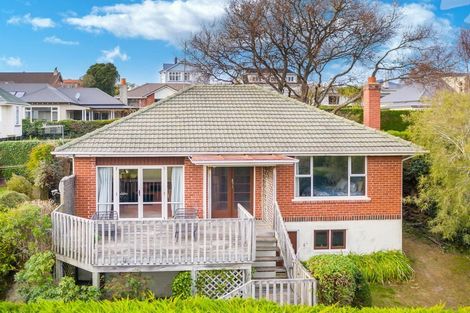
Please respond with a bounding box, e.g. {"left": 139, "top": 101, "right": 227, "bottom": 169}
{"left": 119, "top": 78, "right": 128, "bottom": 105}
{"left": 363, "top": 76, "right": 381, "bottom": 130}
{"left": 174, "top": 57, "right": 178, "bottom": 64}
{"left": 121, "top": 78, "right": 127, "bottom": 86}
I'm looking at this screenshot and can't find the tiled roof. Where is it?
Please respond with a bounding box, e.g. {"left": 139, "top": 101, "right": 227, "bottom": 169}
{"left": 0, "top": 71, "right": 62, "bottom": 85}
{"left": 128, "top": 83, "right": 191, "bottom": 98}
{"left": 55, "top": 85, "right": 423, "bottom": 156}
{"left": 0, "top": 87, "right": 29, "bottom": 105}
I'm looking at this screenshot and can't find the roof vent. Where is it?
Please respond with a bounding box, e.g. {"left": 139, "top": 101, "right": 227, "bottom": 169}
{"left": 75, "top": 92, "right": 80, "bottom": 100}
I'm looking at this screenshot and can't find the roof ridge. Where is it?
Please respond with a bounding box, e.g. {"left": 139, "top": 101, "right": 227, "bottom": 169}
{"left": 249, "top": 84, "right": 419, "bottom": 150}
{"left": 54, "top": 84, "right": 197, "bottom": 153}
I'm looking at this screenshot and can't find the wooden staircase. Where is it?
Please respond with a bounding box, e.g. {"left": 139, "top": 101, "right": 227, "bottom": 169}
{"left": 253, "top": 222, "right": 287, "bottom": 279}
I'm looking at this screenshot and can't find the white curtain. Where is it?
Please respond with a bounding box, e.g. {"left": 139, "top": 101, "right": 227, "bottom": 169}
{"left": 171, "top": 167, "right": 183, "bottom": 216}
{"left": 98, "top": 167, "right": 113, "bottom": 212}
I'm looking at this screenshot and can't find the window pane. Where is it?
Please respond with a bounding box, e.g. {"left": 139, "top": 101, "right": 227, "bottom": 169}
{"left": 313, "top": 156, "right": 348, "bottom": 196}
{"left": 331, "top": 230, "right": 345, "bottom": 249}
{"left": 119, "top": 169, "right": 138, "bottom": 218}
{"left": 97, "top": 167, "right": 113, "bottom": 212}
{"left": 351, "top": 156, "right": 365, "bottom": 174}
{"left": 350, "top": 176, "right": 365, "bottom": 196}
{"left": 168, "top": 167, "right": 183, "bottom": 218}
{"left": 143, "top": 169, "right": 161, "bottom": 203}
{"left": 314, "top": 230, "right": 329, "bottom": 249}
{"left": 297, "top": 156, "right": 310, "bottom": 175}
{"left": 296, "top": 177, "right": 311, "bottom": 197}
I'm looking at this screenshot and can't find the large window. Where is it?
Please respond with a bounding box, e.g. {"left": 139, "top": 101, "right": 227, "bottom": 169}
{"left": 295, "top": 156, "right": 366, "bottom": 198}
{"left": 27, "top": 107, "right": 58, "bottom": 121}
{"left": 168, "top": 72, "right": 181, "bottom": 81}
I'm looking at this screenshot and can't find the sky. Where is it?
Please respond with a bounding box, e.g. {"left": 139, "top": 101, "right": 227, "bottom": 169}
{"left": 0, "top": 0, "right": 468, "bottom": 85}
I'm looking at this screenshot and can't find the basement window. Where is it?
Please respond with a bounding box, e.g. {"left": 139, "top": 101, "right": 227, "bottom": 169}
{"left": 314, "top": 230, "right": 346, "bottom": 250}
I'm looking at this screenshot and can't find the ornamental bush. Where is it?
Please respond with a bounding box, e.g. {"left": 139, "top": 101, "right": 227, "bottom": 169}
{"left": 6, "top": 174, "right": 33, "bottom": 198}
{"left": 0, "top": 190, "right": 29, "bottom": 211}
{"left": 103, "top": 273, "right": 151, "bottom": 300}
{"left": 26, "top": 143, "right": 56, "bottom": 174}
{"left": 172, "top": 272, "right": 192, "bottom": 299}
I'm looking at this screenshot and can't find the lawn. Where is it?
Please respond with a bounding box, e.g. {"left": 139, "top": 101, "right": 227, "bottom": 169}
{"left": 371, "top": 229, "right": 470, "bottom": 308}
{"left": 0, "top": 186, "right": 7, "bottom": 196}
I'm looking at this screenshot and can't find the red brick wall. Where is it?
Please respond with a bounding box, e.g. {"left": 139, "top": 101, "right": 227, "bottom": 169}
{"left": 276, "top": 156, "right": 402, "bottom": 221}
{"left": 184, "top": 159, "right": 204, "bottom": 218}
{"left": 96, "top": 157, "right": 184, "bottom": 166}
{"left": 74, "top": 157, "right": 96, "bottom": 218}
{"left": 363, "top": 77, "right": 381, "bottom": 130}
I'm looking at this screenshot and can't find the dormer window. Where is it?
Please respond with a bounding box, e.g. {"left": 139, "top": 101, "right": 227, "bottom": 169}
{"left": 287, "top": 75, "right": 295, "bottom": 83}
{"left": 169, "top": 72, "right": 181, "bottom": 81}
{"left": 184, "top": 72, "right": 191, "bottom": 81}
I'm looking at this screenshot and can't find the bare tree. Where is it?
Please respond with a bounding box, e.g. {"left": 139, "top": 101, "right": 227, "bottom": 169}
{"left": 187, "top": 0, "right": 454, "bottom": 110}
{"left": 458, "top": 28, "right": 470, "bottom": 73}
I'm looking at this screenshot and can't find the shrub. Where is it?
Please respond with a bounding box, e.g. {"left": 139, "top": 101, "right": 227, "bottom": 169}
{"left": 347, "top": 251, "right": 414, "bottom": 284}
{"left": 172, "top": 272, "right": 192, "bottom": 299}
{"left": 0, "top": 203, "right": 51, "bottom": 293}
{"left": 386, "top": 130, "right": 411, "bottom": 140}
{"left": 15, "top": 251, "right": 100, "bottom": 302}
{"left": 306, "top": 254, "right": 358, "bottom": 306}
{"left": 104, "top": 273, "right": 151, "bottom": 300}
{"left": 0, "top": 298, "right": 462, "bottom": 313}
{"left": 0, "top": 190, "right": 29, "bottom": 211}
{"left": 6, "top": 174, "right": 33, "bottom": 197}
{"left": 49, "top": 119, "right": 115, "bottom": 138}
{"left": 34, "top": 159, "right": 70, "bottom": 199}
{"left": 352, "top": 270, "right": 372, "bottom": 308}
{"left": 0, "top": 140, "right": 41, "bottom": 179}
{"left": 26, "top": 143, "right": 56, "bottom": 174}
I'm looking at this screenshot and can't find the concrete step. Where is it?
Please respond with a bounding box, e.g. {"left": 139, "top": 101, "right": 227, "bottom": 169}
{"left": 256, "top": 250, "right": 278, "bottom": 257}
{"left": 255, "top": 256, "right": 283, "bottom": 262}
{"left": 254, "top": 266, "right": 287, "bottom": 273}
{"left": 253, "top": 271, "right": 288, "bottom": 279}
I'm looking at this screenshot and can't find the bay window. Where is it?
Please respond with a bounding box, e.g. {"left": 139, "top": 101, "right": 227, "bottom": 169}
{"left": 295, "top": 156, "right": 366, "bottom": 198}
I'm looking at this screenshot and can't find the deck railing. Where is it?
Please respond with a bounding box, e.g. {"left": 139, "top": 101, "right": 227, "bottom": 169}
{"left": 52, "top": 205, "right": 255, "bottom": 268}
{"left": 220, "top": 279, "right": 316, "bottom": 306}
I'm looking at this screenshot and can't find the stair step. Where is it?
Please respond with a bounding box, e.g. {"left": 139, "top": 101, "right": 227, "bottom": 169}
{"left": 254, "top": 266, "right": 287, "bottom": 273}
{"left": 255, "top": 256, "right": 283, "bottom": 262}
{"left": 256, "top": 246, "right": 280, "bottom": 252}
{"left": 252, "top": 272, "right": 288, "bottom": 279}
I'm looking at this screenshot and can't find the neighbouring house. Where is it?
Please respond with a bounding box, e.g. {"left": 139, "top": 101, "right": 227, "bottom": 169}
{"left": 0, "top": 87, "right": 29, "bottom": 139}
{"left": 0, "top": 68, "right": 63, "bottom": 86}
{"left": 125, "top": 82, "right": 191, "bottom": 107}
{"left": 62, "top": 79, "right": 83, "bottom": 88}
{"left": 238, "top": 68, "right": 301, "bottom": 96}
{"left": 159, "top": 58, "right": 208, "bottom": 84}
{"left": 51, "top": 78, "right": 421, "bottom": 302}
{"left": 0, "top": 83, "right": 131, "bottom": 121}
{"left": 380, "top": 83, "right": 436, "bottom": 110}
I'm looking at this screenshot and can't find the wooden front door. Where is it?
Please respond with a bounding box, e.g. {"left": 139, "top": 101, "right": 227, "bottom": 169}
{"left": 288, "top": 231, "right": 298, "bottom": 254}
{"left": 211, "top": 167, "right": 253, "bottom": 218}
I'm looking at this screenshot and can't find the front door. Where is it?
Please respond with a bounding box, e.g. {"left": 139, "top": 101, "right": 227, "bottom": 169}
{"left": 211, "top": 167, "right": 253, "bottom": 218}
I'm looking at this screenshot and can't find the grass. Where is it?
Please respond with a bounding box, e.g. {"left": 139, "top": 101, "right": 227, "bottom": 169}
{"left": 370, "top": 230, "right": 470, "bottom": 308}
{"left": 0, "top": 186, "right": 8, "bottom": 196}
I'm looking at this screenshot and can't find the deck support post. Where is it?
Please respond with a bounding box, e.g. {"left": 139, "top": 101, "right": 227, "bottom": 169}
{"left": 54, "top": 260, "right": 64, "bottom": 282}
{"left": 92, "top": 272, "right": 101, "bottom": 289}
{"left": 190, "top": 269, "right": 197, "bottom": 295}
{"left": 245, "top": 267, "right": 252, "bottom": 282}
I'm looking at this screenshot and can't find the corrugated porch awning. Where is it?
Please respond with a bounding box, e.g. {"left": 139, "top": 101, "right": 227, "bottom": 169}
{"left": 189, "top": 154, "right": 298, "bottom": 166}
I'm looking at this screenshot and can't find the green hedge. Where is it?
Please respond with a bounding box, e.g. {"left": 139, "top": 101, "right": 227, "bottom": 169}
{"left": 320, "top": 107, "right": 412, "bottom": 132}
{"left": 0, "top": 140, "right": 41, "bottom": 179}
{"left": 0, "top": 298, "right": 467, "bottom": 312}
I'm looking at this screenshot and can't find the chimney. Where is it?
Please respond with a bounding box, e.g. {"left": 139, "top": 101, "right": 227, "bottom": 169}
{"left": 363, "top": 76, "right": 381, "bottom": 130}
{"left": 174, "top": 57, "right": 178, "bottom": 64}
{"left": 119, "top": 78, "right": 128, "bottom": 105}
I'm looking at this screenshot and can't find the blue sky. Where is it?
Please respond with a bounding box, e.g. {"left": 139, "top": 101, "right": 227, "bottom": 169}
{"left": 0, "top": 0, "right": 468, "bottom": 84}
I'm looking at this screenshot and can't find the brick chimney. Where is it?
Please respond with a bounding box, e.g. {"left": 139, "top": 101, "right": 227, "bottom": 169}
{"left": 119, "top": 78, "right": 128, "bottom": 105}
{"left": 363, "top": 76, "right": 381, "bottom": 130}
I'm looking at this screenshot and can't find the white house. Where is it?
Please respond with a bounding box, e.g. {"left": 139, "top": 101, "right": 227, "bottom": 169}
{"left": 0, "top": 87, "right": 29, "bottom": 139}
{"left": 159, "top": 58, "right": 208, "bottom": 84}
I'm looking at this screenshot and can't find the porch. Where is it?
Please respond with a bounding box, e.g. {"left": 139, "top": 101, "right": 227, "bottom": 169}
{"left": 52, "top": 204, "right": 255, "bottom": 272}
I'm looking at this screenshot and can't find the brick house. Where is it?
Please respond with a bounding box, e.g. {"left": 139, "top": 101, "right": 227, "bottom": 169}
{"left": 51, "top": 78, "right": 421, "bottom": 302}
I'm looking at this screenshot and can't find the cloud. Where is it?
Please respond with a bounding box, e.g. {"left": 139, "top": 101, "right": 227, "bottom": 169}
{"left": 98, "top": 46, "right": 129, "bottom": 63}
{"left": 7, "top": 13, "right": 55, "bottom": 30}
{"left": 65, "top": 0, "right": 227, "bottom": 44}
{"left": 0, "top": 56, "right": 23, "bottom": 67}
{"left": 44, "top": 36, "right": 79, "bottom": 46}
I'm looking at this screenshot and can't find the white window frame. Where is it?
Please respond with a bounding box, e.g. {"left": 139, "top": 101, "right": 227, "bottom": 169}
{"left": 287, "top": 75, "right": 296, "bottom": 83}
{"left": 184, "top": 72, "right": 191, "bottom": 81}
{"left": 15, "top": 106, "right": 20, "bottom": 125}
{"left": 96, "top": 165, "right": 184, "bottom": 220}
{"left": 294, "top": 156, "right": 368, "bottom": 200}
{"left": 168, "top": 72, "right": 181, "bottom": 82}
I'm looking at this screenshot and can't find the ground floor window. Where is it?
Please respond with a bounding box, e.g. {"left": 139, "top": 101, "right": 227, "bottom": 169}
{"left": 93, "top": 111, "right": 110, "bottom": 120}
{"left": 66, "top": 110, "right": 84, "bottom": 120}
{"left": 314, "top": 229, "right": 346, "bottom": 250}
{"left": 25, "top": 107, "right": 59, "bottom": 121}
{"left": 96, "top": 166, "right": 183, "bottom": 219}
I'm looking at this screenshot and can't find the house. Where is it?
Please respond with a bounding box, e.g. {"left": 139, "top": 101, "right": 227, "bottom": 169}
{"left": 51, "top": 78, "right": 421, "bottom": 302}
{"left": 125, "top": 82, "right": 191, "bottom": 107}
{"left": 62, "top": 79, "right": 83, "bottom": 88}
{"left": 0, "top": 83, "right": 131, "bottom": 121}
{"left": 0, "top": 87, "right": 29, "bottom": 139}
{"left": 380, "top": 83, "right": 435, "bottom": 110}
{"left": 159, "top": 58, "right": 208, "bottom": 84}
{"left": 0, "top": 68, "right": 63, "bottom": 86}
{"left": 238, "top": 68, "right": 301, "bottom": 96}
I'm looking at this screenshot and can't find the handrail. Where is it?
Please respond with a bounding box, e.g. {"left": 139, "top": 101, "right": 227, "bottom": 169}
{"left": 273, "top": 201, "right": 313, "bottom": 280}
{"left": 237, "top": 204, "right": 256, "bottom": 262}
{"left": 52, "top": 206, "right": 256, "bottom": 267}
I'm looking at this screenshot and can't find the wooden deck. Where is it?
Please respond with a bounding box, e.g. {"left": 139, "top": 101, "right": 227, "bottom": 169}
{"left": 52, "top": 205, "right": 255, "bottom": 271}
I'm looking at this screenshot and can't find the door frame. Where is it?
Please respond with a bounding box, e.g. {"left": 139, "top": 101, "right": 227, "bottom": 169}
{"left": 208, "top": 166, "right": 255, "bottom": 219}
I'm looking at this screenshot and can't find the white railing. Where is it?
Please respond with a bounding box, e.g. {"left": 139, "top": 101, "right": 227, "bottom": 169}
{"left": 221, "top": 279, "right": 316, "bottom": 306}
{"left": 52, "top": 205, "right": 255, "bottom": 268}
{"left": 273, "top": 202, "right": 313, "bottom": 280}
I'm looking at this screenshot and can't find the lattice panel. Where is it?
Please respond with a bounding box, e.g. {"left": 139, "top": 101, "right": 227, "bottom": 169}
{"left": 262, "top": 167, "right": 275, "bottom": 226}
{"left": 196, "top": 269, "right": 246, "bottom": 299}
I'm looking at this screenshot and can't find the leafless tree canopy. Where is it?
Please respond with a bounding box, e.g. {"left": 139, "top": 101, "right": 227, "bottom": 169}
{"left": 187, "top": 0, "right": 454, "bottom": 108}
{"left": 458, "top": 28, "right": 470, "bottom": 73}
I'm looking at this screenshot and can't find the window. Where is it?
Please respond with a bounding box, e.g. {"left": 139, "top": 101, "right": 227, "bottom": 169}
{"left": 295, "top": 156, "right": 366, "bottom": 198}
{"left": 314, "top": 230, "right": 346, "bottom": 250}
{"left": 51, "top": 108, "right": 58, "bottom": 121}
{"left": 15, "top": 106, "right": 20, "bottom": 125}
{"left": 328, "top": 96, "right": 340, "bottom": 105}
{"left": 97, "top": 167, "right": 114, "bottom": 212}
{"left": 287, "top": 75, "right": 296, "bottom": 82}
{"left": 93, "top": 111, "right": 110, "bottom": 120}
{"left": 25, "top": 107, "right": 31, "bottom": 120}
{"left": 168, "top": 72, "right": 181, "bottom": 81}
{"left": 314, "top": 230, "right": 329, "bottom": 249}
{"left": 184, "top": 72, "right": 191, "bottom": 81}
{"left": 31, "top": 107, "right": 58, "bottom": 121}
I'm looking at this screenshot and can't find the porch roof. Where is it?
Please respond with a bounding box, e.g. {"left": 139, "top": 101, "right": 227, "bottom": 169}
{"left": 189, "top": 154, "right": 298, "bottom": 166}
